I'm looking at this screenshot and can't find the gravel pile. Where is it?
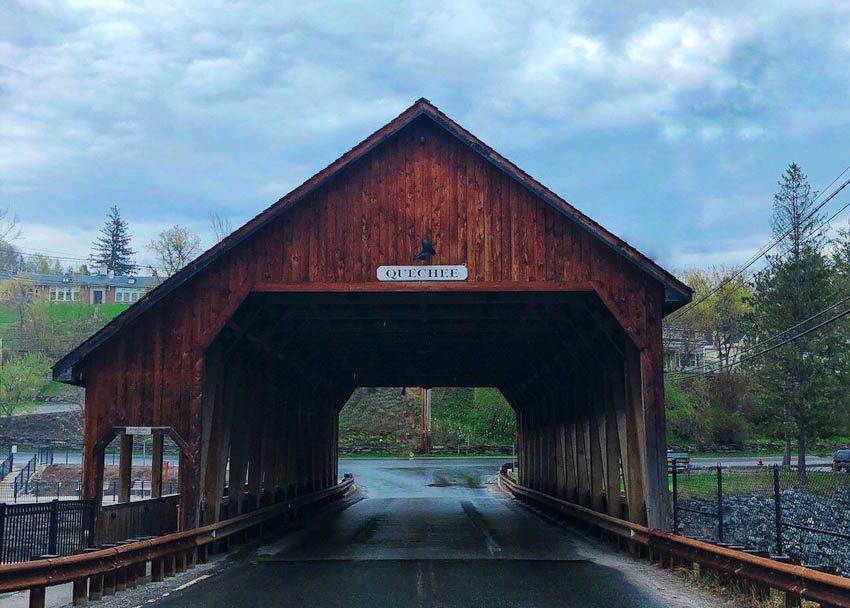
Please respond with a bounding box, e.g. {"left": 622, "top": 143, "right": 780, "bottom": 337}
{"left": 677, "top": 488, "right": 850, "bottom": 575}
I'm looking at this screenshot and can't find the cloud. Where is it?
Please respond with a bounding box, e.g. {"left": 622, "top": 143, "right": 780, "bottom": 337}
{"left": 1, "top": 0, "right": 849, "bottom": 269}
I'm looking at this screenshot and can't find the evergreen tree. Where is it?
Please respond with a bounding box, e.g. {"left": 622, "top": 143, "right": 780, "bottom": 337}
{"left": 745, "top": 163, "right": 842, "bottom": 482}
{"left": 90, "top": 205, "right": 136, "bottom": 275}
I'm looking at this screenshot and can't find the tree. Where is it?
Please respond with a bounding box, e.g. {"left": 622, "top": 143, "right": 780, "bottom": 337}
{"left": 91, "top": 205, "right": 136, "bottom": 275}
{"left": 680, "top": 267, "right": 751, "bottom": 370}
{"left": 0, "top": 354, "right": 49, "bottom": 418}
{"left": 0, "top": 242, "right": 21, "bottom": 273}
{"left": 0, "top": 278, "right": 33, "bottom": 326}
{"left": 829, "top": 225, "right": 850, "bottom": 437}
{"left": 22, "top": 253, "right": 61, "bottom": 274}
{"left": 744, "top": 163, "right": 842, "bottom": 481}
{"left": 209, "top": 212, "right": 232, "bottom": 243}
{"left": 0, "top": 208, "right": 22, "bottom": 273}
{"left": 148, "top": 225, "right": 200, "bottom": 277}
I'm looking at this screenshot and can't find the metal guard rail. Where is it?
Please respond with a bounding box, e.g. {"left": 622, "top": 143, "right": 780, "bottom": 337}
{"left": 498, "top": 465, "right": 850, "bottom": 608}
{"left": 0, "top": 474, "right": 355, "bottom": 603}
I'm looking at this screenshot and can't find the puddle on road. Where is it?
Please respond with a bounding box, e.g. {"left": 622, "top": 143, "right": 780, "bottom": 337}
{"left": 427, "top": 473, "right": 482, "bottom": 488}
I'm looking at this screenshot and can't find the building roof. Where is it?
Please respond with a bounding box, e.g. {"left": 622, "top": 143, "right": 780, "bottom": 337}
{"left": 0, "top": 271, "right": 157, "bottom": 288}
{"left": 53, "top": 98, "right": 692, "bottom": 383}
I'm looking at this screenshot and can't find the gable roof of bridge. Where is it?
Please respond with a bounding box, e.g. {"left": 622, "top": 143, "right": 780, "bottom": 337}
{"left": 53, "top": 97, "right": 691, "bottom": 383}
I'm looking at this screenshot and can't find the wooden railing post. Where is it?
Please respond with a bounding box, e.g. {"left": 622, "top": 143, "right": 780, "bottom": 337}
{"left": 83, "top": 547, "right": 104, "bottom": 599}
{"left": 72, "top": 577, "right": 88, "bottom": 605}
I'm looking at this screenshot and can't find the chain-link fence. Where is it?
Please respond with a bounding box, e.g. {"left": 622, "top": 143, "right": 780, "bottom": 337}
{"left": 672, "top": 462, "right": 850, "bottom": 575}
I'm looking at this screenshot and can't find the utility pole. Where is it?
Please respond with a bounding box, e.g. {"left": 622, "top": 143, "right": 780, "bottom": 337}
{"left": 420, "top": 388, "right": 432, "bottom": 453}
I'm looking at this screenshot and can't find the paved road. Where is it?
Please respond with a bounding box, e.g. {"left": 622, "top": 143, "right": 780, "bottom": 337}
{"left": 11, "top": 403, "right": 79, "bottom": 416}
{"left": 691, "top": 455, "right": 832, "bottom": 467}
{"left": 141, "top": 458, "right": 727, "bottom": 608}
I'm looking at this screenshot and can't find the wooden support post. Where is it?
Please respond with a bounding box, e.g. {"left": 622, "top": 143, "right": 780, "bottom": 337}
{"left": 604, "top": 367, "right": 624, "bottom": 518}
{"left": 228, "top": 391, "right": 250, "bottom": 515}
{"left": 564, "top": 418, "right": 577, "bottom": 502}
{"left": 200, "top": 358, "right": 234, "bottom": 525}
{"left": 260, "top": 391, "right": 279, "bottom": 503}
{"left": 72, "top": 578, "right": 88, "bottom": 605}
{"left": 176, "top": 551, "right": 186, "bottom": 573}
{"left": 151, "top": 557, "right": 164, "bottom": 582}
{"left": 575, "top": 415, "right": 591, "bottom": 507}
{"left": 640, "top": 321, "right": 670, "bottom": 530}
{"left": 102, "top": 568, "right": 116, "bottom": 596}
{"left": 588, "top": 406, "right": 606, "bottom": 514}
{"left": 118, "top": 434, "right": 133, "bottom": 503}
{"left": 622, "top": 344, "right": 647, "bottom": 526}
{"left": 151, "top": 434, "right": 164, "bottom": 499}
{"left": 88, "top": 573, "right": 103, "bottom": 600}
{"left": 245, "top": 382, "right": 264, "bottom": 509}
{"left": 29, "top": 587, "right": 45, "bottom": 608}
{"left": 555, "top": 418, "right": 567, "bottom": 499}
{"left": 163, "top": 553, "right": 175, "bottom": 577}
{"left": 115, "top": 565, "right": 126, "bottom": 592}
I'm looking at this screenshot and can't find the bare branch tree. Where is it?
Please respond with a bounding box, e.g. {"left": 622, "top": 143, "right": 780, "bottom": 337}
{"left": 209, "top": 212, "right": 232, "bottom": 243}
{"left": 0, "top": 208, "right": 21, "bottom": 243}
{"left": 147, "top": 225, "right": 201, "bottom": 277}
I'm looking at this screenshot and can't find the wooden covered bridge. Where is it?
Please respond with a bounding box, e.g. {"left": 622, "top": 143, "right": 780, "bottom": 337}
{"left": 53, "top": 98, "right": 691, "bottom": 536}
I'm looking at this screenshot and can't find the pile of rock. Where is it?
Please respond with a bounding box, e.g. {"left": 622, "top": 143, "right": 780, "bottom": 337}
{"left": 677, "top": 487, "right": 850, "bottom": 575}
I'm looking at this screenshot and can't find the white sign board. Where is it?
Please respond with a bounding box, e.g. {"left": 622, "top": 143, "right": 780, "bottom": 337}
{"left": 125, "top": 426, "right": 153, "bottom": 436}
{"left": 377, "top": 265, "right": 468, "bottom": 282}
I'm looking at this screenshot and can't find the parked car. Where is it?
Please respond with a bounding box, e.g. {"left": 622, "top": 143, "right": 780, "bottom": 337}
{"left": 667, "top": 451, "right": 690, "bottom": 473}
{"left": 833, "top": 449, "right": 850, "bottom": 472}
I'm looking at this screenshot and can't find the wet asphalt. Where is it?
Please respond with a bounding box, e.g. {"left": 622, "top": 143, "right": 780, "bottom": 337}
{"left": 152, "top": 458, "right": 708, "bottom": 607}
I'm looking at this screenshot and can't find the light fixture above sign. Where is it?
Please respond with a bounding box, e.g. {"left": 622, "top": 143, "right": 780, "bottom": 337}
{"left": 377, "top": 265, "right": 468, "bottom": 281}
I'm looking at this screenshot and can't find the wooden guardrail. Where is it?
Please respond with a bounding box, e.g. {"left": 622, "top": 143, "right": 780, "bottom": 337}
{"left": 0, "top": 474, "right": 355, "bottom": 607}
{"left": 498, "top": 464, "right": 850, "bottom": 608}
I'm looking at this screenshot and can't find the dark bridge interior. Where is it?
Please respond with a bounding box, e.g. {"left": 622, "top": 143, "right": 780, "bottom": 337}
{"left": 213, "top": 290, "right": 630, "bottom": 389}
{"left": 193, "top": 288, "right": 664, "bottom": 529}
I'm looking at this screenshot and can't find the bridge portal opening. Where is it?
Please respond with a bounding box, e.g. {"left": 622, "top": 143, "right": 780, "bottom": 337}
{"left": 195, "top": 288, "right": 654, "bottom": 526}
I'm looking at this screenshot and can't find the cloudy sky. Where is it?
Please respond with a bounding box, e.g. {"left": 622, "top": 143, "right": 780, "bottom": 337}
{"left": 2, "top": 1, "right": 849, "bottom": 272}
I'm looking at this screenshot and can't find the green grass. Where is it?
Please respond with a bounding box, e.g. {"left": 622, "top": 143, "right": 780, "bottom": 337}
{"left": 674, "top": 469, "right": 848, "bottom": 500}
{"left": 32, "top": 302, "right": 127, "bottom": 323}
{"left": 0, "top": 302, "right": 128, "bottom": 325}
{"left": 0, "top": 305, "right": 19, "bottom": 325}
{"left": 690, "top": 450, "right": 785, "bottom": 458}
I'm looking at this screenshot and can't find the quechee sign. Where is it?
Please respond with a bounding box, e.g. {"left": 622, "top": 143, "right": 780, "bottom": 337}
{"left": 377, "top": 265, "right": 468, "bottom": 281}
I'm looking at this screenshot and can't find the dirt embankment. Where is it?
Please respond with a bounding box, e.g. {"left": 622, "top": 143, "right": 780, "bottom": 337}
{"left": 0, "top": 411, "right": 83, "bottom": 446}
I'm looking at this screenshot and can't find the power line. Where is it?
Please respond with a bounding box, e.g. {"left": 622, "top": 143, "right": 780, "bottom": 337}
{"left": 669, "top": 295, "right": 850, "bottom": 378}
{"left": 668, "top": 293, "right": 850, "bottom": 377}
{"left": 668, "top": 166, "right": 850, "bottom": 324}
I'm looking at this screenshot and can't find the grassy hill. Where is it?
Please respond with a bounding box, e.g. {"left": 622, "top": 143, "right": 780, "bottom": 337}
{"left": 339, "top": 386, "right": 516, "bottom": 454}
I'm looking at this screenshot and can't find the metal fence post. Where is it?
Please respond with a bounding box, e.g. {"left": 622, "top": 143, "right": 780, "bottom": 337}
{"left": 773, "top": 465, "right": 783, "bottom": 555}
{"left": 48, "top": 499, "right": 59, "bottom": 555}
{"left": 0, "top": 503, "right": 6, "bottom": 561}
{"left": 671, "top": 460, "right": 679, "bottom": 533}
{"left": 716, "top": 465, "right": 724, "bottom": 543}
